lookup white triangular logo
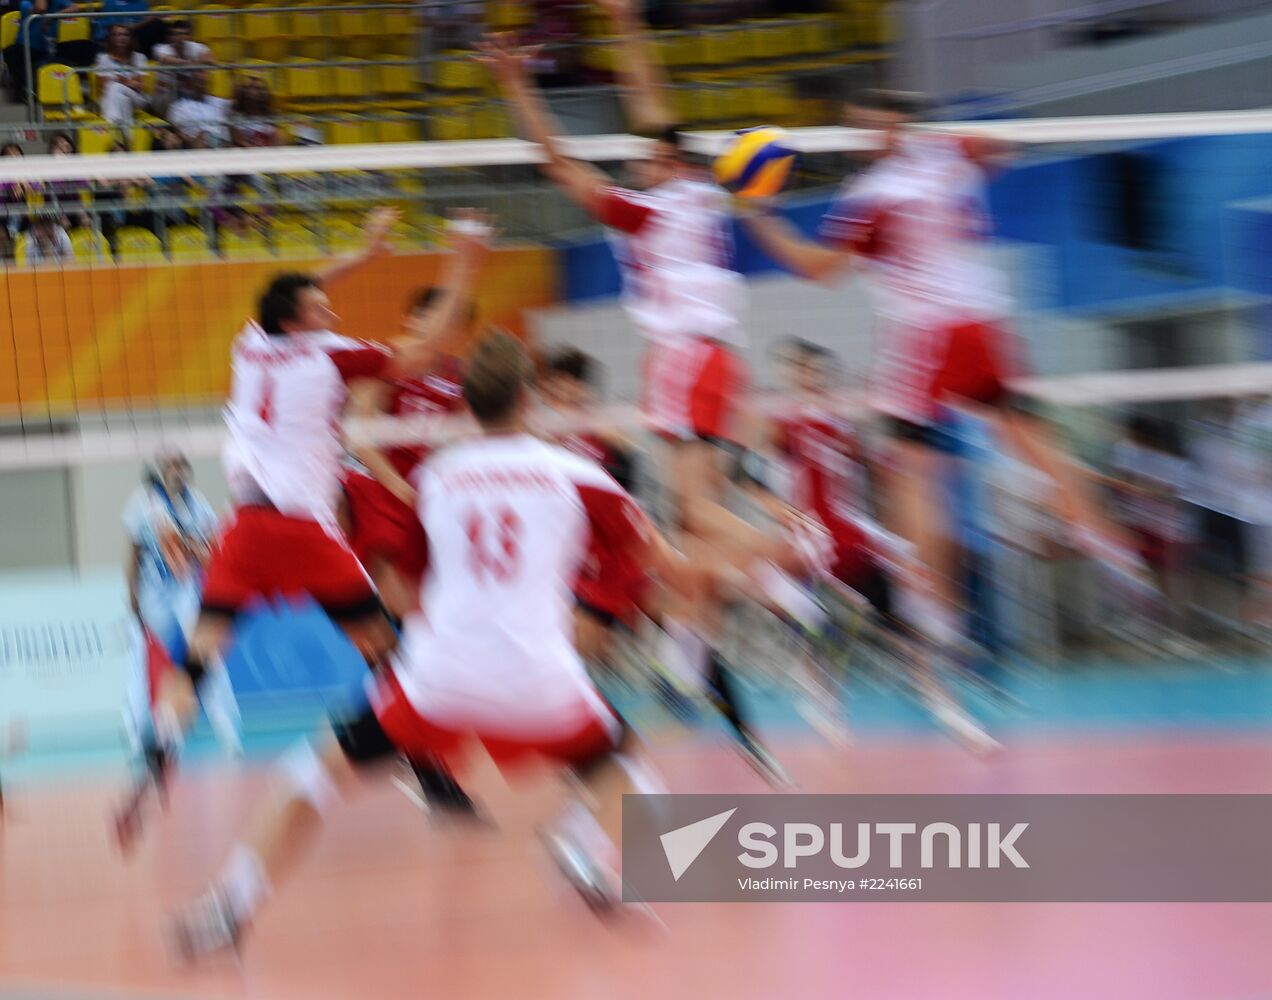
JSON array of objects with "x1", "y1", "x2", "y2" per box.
[{"x1": 660, "y1": 808, "x2": 737, "y2": 881}]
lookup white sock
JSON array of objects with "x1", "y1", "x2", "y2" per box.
[
  {"x1": 559, "y1": 800, "x2": 618, "y2": 872},
  {"x1": 153, "y1": 702, "x2": 184, "y2": 751},
  {"x1": 198, "y1": 663, "x2": 243, "y2": 758},
  {"x1": 616, "y1": 753, "x2": 666, "y2": 796},
  {"x1": 896, "y1": 588, "x2": 963, "y2": 646},
  {"x1": 219, "y1": 844, "x2": 270, "y2": 925},
  {"x1": 659, "y1": 618, "x2": 709, "y2": 693},
  {"x1": 755, "y1": 562, "x2": 828, "y2": 633}
]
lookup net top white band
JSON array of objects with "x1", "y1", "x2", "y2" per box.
[
  {"x1": 7, "y1": 363, "x2": 1272, "y2": 469},
  {"x1": 3, "y1": 109, "x2": 1272, "y2": 183}
]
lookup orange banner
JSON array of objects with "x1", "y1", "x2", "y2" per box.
[{"x1": 0, "y1": 248, "x2": 556, "y2": 419}]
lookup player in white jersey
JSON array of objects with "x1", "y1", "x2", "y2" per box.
[
  {"x1": 744, "y1": 89, "x2": 1148, "y2": 643},
  {"x1": 170, "y1": 333, "x2": 704, "y2": 958},
  {"x1": 113, "y1": 211, "x2": 491, "y2": 848},
  {"x1": 481, "y1": 19, "x2": 822, "y2": 783}
]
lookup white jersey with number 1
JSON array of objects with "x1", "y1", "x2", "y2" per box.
[{"x1": 222, "y1": 321, "x2": 391, "y2": 527}]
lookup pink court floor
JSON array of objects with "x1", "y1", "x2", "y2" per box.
[{"x1": 3, "y1": 734, "x2": 1272, "y2": 1000}]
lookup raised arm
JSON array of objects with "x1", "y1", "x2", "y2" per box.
[
  {"x1": 742, "y1": 205, "x2": 854, "y2": 283},
  {"x1": 478, "y1": 34, "x2": 614, "y2": 217},
  {"x1": 345, "y1": 379, "x2": 419, "y2": 507},
  {"x1": 316, "y1": 206, "x2": 399, "y2": 288},
  {"x1": 392, "y1": 211, "x2": 494, "y2": 377},
  {"x1": 595, "y1": 0, "x2": 675, "y2": 131}
]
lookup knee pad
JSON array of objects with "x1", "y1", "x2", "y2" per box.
[{"x1": 279, "y1": 741, "x2": 339, "y2": 817}]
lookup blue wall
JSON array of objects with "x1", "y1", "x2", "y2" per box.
[{"x1": 559, "y1": 134, "x2": 1272, "y2": 314}]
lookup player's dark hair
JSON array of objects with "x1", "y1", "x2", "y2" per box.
[
  {"x1": 854, "y1": 88, "x2": 928, "y2": 119},
  {"x1": 464, "y1": 331, "x2": 531, "y2": 426},
  {"x1": 636, "y1": 123, "x2": 689, "y2": 155},
  {"x1": 407, "y1": 286, "x2": 478, "y2": 324},
  {"x1": 784, "y1": 337, "x2": 832, "y2": 362},
  {"x1": 546, "y1": 346, "x2": 594, "y2": 386},
  {"x1": 259, "y1": 272, "x2": 320, "y2": 336},
  {"x1": 169, "y1": 18, "x2": 193, "y2": 31}
]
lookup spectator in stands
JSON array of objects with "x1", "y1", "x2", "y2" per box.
[
  {"x1": 19, "y1": 211, "x2": 73, "y2": 263},
  {"x1": 523, "y1": 0, "x2": 584, "y2": 86},
  {"x1": 2, "y1": 0, "x2": 78, "y2": 99},
  {"x1": 96, "y1": 138, "x2": 156, "y2": 242},
  {"x1": 95, "y1": 24, "x2": 150, "y2": 126},
  {"x1": 151, "y1": 19, "x2": 212, "y2": 117},
  {"x1": 39, "y1": 0, "x2": 97, "y2": 69},
  {"x1": 430, "y1": 1, "x2": 485, "y2": 51},
  {"x1": 95, "y1": 0, "x2": 163, "y2": 57},
  {"x1": 0, "y1": 144, "x2": 36, "y2": 237},
  {"x1": 168, "y1": 69, "x2": 230, "y2": 146},
  {"x1": 45, "y1": 131, "x2": 89, "y2": 229},
  {"x1": 229, "y1": 75, "x2": 278, "y2": 147}
]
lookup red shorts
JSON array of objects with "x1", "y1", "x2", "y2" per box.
[
  {"x1": 644, "y1": 337, "x2": 747, "y2": 444},
  {"x1": 201, "y1": 506, "x2": 379, "y2": 619},
  {"x1": 373, "y1": 670, "x2": 621, "y2": 772},
  {"x1": 829, "y1": 520, "x2": 874, "y2": 587},
  {"x1": 342, "y1": 470, "x2": 429, "y2": 583},
  {"x1": 878, "y1": 318, "x2": 1021, "y2": 424}
]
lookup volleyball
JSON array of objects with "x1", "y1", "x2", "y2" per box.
[{"x1": 713, "y1": 126, "x2": 799, "y2": 199}]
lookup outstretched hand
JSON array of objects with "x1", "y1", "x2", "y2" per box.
[
  {"x1": 362, "y1": 206, "x2": 402, "y2": 258},
  {"x1": 475, "y1": 32, "x2": 541, "y2": 83}
]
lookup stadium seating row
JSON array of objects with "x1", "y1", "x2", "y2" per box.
[{"x1": 14, "y1": 216, "x2": 441, "y2": 267}]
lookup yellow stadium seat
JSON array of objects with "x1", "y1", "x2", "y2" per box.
[
  {"x1": 430, "y1": 110, "x2": 474, "y2": 142},
  {"x1": 38, "y1": 64, "x2": 96, "y2": 121},
  {"x1": 1, "y1": 11, "x2": 20, "y2": 50},
  {"x1": 242, "y1": 4, "x2": 287, "y2": 40},
  {"x1": 334, "y1": 8, "x2": 379, "y2": 36},
  {"x1": 325, "y1": 121, "x2": 373, "y2": 144},
  {"x1": 583, "y1": 37, "x2": 618, "y2": 73},
  {"x1": 717, "y1": 85, "x2": 753, "y2": 123},
  {"x1": 381, "y1": 5, "x2": 417, "y2": 38},
  {"x1": 194, "y1": 5, "x2": 236, "y2": 45},
  {"x1": 68, "y1": 228, "x2": 112, "y2": 262},
  {"x1": 375, "y1": 57, "x2": 420, "y2": 96},
  {"x1": 655, "y1": 34, "x2": 696, "y2": 69},
  {"x1": 115, "y1": 226, "x2": 166, "y2": 263},
  {"x1": 331, "y1": 58, "x2": 371, "y2": 100},
  {"x1": 376, "y1": 117, "x2": 419, "y2": 143},
  {"x1": 281, "y1": 58, "x2": 324, "y2": 101},
  {"x1": 487, "y1": 0, "x2": 532, "y2": 30},
  {"x1": 699, "y1": 28, "x2": 746, "y2": 65},
  {"x1": 470, "y1": 107, "x2": 511, "y2": 139},
  {"x1": 167, "y1": 224, "x2": 213, "y2": 260},
  {"x1": 752, "y1": 79, "x2": 798, "y2": 121},
  {"x1": 320, "y1": 218, "x2": 364, "y2": 252},
  {"x1": 219, "y1": 228, "x2": 271, "y2": 259},
  {"x1": 672, "y1": 85, "x2": 723, "y2": 125},
  {"x1": 273, "y1": 223, "x2": 321, "y2": 258},
  {"x1": 57, "y1": 16, "x2": 91, "y2": 43},
  {"x1": 130, "y1": 125, "x2": 158, "y2": 152},
  {"x1": 207, "y1": 67, "x2": 234, "y2": 100},
  {"x1": 289, "y1": 4, "x2": 328, "y2": 42},
  {"x1": 434, "y1": 51, "x2": 485, "y2": 91},
  {"x1": 77, "y1": 122, "x2": 119, "y2": 155},
  {"x1": 749, "y1": 19, "x2": 802, "y2": 60}
]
